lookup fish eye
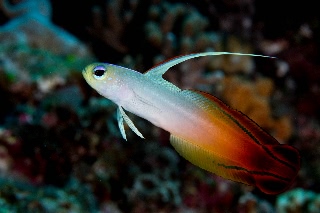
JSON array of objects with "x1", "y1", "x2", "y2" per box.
[{"x1": 93, "y1": 65, "x2": 106, "y2": 80}]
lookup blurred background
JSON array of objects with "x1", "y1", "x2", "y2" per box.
[{"x1": 0, "y1": 0, "x2": 320, "y2": 212}]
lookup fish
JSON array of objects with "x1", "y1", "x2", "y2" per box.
[{"x1": 82, "y1": 52, "x2": 300, "y2": 194}]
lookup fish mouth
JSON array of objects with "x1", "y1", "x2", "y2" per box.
[
  {"x1": 82, "y1": 69, "x2": 86, "y2": 76},
  {"x1": 82, "y1": 68, "x2": 96, "y2": 89},
  {"x1": 82, "y1": 69, "x2": 89, "y2": 79},
  {"x1": 82, "y1": 69, "x2": 91, "y2": 85}
]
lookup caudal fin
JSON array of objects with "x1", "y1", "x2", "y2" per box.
[{"x1": 254, "y1": 144, "x2": 300, "y2": 194}]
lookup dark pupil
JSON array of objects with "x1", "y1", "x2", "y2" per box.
[{"x1": 94, "y1": 69, "x2": 105, "y2": 77}]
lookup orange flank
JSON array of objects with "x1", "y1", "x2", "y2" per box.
[{"x1": 170, "y1": 90, "x2": 300, "y2": 194}]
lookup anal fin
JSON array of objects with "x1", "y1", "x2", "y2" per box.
[
  {"x1": 170, "y1": 134, "x2": 298, "y2": 194},
  {"x1": 169, "y1": 134, "x2": 255, "y2": 187}
]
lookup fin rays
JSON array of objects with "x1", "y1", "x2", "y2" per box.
[
  {"x1": 145, "y1": 52, "x2": 274, "y2": 78},
  {"x1": 117, "y1": 106, "x2": 144, "y2": 140},
  {"x1": 170, "y1": 134, "x2": 255, "y2": 187},
  {"x1": 184, "y1": 90, "x2": 300, "y2": 173},
  {"x1": 170, "y1": 134, "x2": 295, "y2": 194}
]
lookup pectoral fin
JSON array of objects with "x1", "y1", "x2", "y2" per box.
[
  {"x1": 117, "y1": 106, "x2": 144, "y2": 140},
  {"x1": 117, "y1": 107, "x2": 127, "y2": 140}
]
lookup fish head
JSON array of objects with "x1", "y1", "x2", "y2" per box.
[{"x1": 82, "y1": 63, "x2": 119, "y2": 98}]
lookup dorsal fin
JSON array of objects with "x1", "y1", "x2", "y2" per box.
[
  {"x1": 181, "y1": 89, "x2": 300, "y2": 172},
  {"x1": 182, "y1": 89, "x2": 280, "y2": 145},
  {"x1": 144, "y1": 52, "x2": 274, "y2": 78}
]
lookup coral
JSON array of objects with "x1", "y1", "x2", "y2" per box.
[
  {"x1": 272, "y1": 116, "x2": 293, "y2": 144},
  {"x1": 123, "y1": 143, "x2": 181, "y2": 208},
  {"x1": 208, "y1": 36, "x2": 255, "y2": 75},
  {"x1": 0, "y1": 0, "x2": 88, "y2": 56},
  {"x1": 280, "y1": 43, "x2": 320, "y2": 119},
  {"x1": 238, "y1": 192, "x2": 275, "y2": 213},
  {"x1": 145, "y1": 1, "x2": 213, "y2": 55},
  {"x1": 0, "y1": 144, "x2": 11, "y2": 175},
  {"x1": 294, "y1": 115, "x2": 320, "y2": 191},
  {"x1": 0, "y1": 128, "x2": 20, "y2": 177},
  {"x1": 220, "y1": 75, "x2": 293, "y2": 142},
  {"x1": 88, "y1": 0, "x2": 135, "y2": 54},
  {"x1": 0, "y1": 176, "x2": 97, "y2": 212},
  {"x1": 276, "y1": 188, "x2": 320, "y2": 213},
  {"x1": 214, "y1": 0, "x2": 255, "y2": 38},
  {"x1": 0, "y1": 0, "x2": 94, "y2": 82}
]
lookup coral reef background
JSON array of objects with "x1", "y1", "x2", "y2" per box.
[{"x1": 1, "y1": 0, "x2": 320, "y2": 212}]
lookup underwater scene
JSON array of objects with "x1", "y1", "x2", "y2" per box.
[{"x1": 0, "y1": 0, "x2": 320, "y2": 212}]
